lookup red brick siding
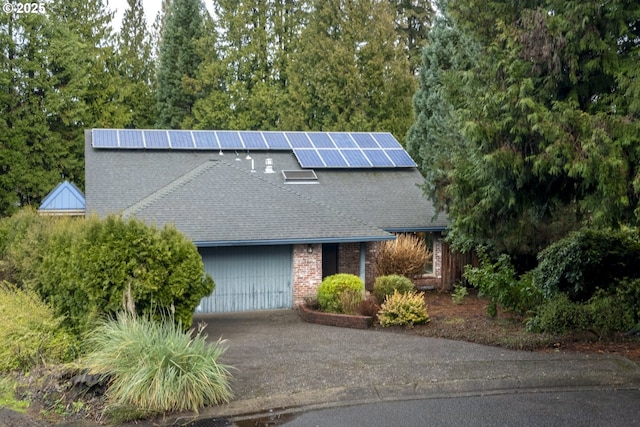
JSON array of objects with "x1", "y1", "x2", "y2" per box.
[
  {"x1": 292, "y1": 244, "x2": 322, "y2": 306},
  {"x1": 338, "y1": 242, "x2": 360, "y2": 275}
]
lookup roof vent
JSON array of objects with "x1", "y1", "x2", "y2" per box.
[
  {"x1": 282, "y1": 169, "x2": 318, "y2": 184},
  {"x1": 264, "y1": 158, "x2": 275, "y2": 174}
]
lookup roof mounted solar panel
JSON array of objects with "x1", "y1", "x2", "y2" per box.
[
  {"x1": 217, "y1": 131, "x2": 243, "y2": 148},
  {"x1": 330, "y1": 133, "x2": 357, "y2": 149},
  {"x1": 294, "y1": 149, "x2": 325, "y2": 168},
  {"x1": 341, "y1": 149, "x2": 371, "y2": 167},
  {"x1": 169, "y1": 130, "x2": 194, "y2": 148},
  {"x1": 263, "y1": 132, "x2": 291, "y2": 149},
  {"x1": 143, "y1": 130, "x2": 169, "y2": 148},
  {"x1": 286, "y1": 132, "x2": 313, "y2": 148},
  {"x1": 372, "y1": 133, "x2": 402, "y2": 148},
  {"x1": 318, "y1": 149, "x2": 348, "y2": 167},
  {"x1": 92, "y1": 129, "x2": 118, "y2": 147},
  {"x1": 385, "y1": 149, "x2": 417, "y2": 167},
  {"x1": 351, "y1": 133, "x2": 379, "y2": 148},
  {"x1": 309, "y1": 133, "x2": 335, "y2": 148},
  {"x1": 120, "y1": 130, "x2": 145, "y2": 148},
  {"x1": 240, "y1": 131, "x2": 267, "y2": 149},
  {"x1": 193, "y1": 131, "x2": 218, "y2": 149},
  {"x1": 363, "y1": 149, "x2": 394, "y2": 167}
]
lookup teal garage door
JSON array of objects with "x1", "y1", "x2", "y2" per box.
[{"x1": 197, "y1": 245, "x2": 293, "y2": 312}]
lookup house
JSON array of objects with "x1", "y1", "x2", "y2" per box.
[
  {"x1": 84, "y1": 129, "x2": 451, "y2": 313},
  {"x1": 38, "y1": 180, "x2": 86, "y2": 216}
]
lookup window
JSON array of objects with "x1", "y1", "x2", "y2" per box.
[{"x1": 413, "y1": 232, "x2": 434, "y2": 274}]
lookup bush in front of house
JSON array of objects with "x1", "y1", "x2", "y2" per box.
[
  {"x1": 373, "y1": 274, "x2": 415, "y2": 304},
  {"x1": 532, "y1": 227, "x2": 640, "y2": 302},
  {"x1": 0, "y1": 282, "x2": 77, "y2": 372},
  {"x1": 463, "y1": 251, "x2": 542, "y2": 317},
  {"x1": 527, "y1": 280, "x2": 640, "y2": 336},
  {"x1": 375, "y1": 233, "x2": 431, "y2": 278},
  {"x1": 83, "y1": 312, "x2": 233, "y2": 421},
  {"x1": 317, "y1": 274, "x2": 364, "y2": 314},
  {"x1": 377, "y1": 290, "x2": 429, "y2": 327},
  {"x1": 0, "y1": 210, "x2": 214, "y2": 337}
]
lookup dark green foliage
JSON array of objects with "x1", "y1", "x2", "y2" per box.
[
  {"x1": 528, "y1": 288, "x2": 638, "y2": 336},
  {"x1": 373, "y1": 274, "x2": 415, "y2": 304},
  {"x1": 409, "y1": 0, "x2": 640, "y2": 257},
  {"x1": 0, "y1": 210, "x2": 214, "y2": 337},
  {"x1": 317, "y1": 274, "x2": 364, "y2": 314},
  {"x1": 156, "y1": 0, "x2": 205, "y2": 128},
  {"x1": 463, "y1": 252, "x2": 542, "y2": 317},
  {"x1": 532, "y1": 228, "x2": 640, "y2": 301}
]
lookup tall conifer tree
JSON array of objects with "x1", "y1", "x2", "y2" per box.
[
  {"x1": 118, "y1": 0, "x2": 156, "y2": 128},
  {"x1": 156, "y1": 0, "x2": 205, "y2": 129}
]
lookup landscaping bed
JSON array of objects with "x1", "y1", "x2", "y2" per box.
[{"x1": 389, "y1": 288, "x2": 640, "y2": 364}]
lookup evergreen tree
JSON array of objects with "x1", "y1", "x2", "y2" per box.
[
  {"x1": 189, "y1": 0, "x2": 306, "y2": 130},
  {"x1": 409, "y1": 0, "x2": 640, "y2": 256},
  {"x1": 406, "y1": 1, "x2": 478, "y2": 214},
  {"x1": 389, "y1": 0, "x2": 434, "y2": 74},
  {"x1": 284, "y1": 0, "x2": 416, "y2": 139},
  {"x1": 156, "y1": 0, "x2": 205, "y2": 129},
  {"x1": 118, "y1": 0, "x2": 156, "y2": 128}
]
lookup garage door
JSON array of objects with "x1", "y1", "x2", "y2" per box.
[{"x1": 197, "y1": 245, "x2": 293, "y2": 312}]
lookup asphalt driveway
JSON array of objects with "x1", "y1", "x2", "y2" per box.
[{"x1": 191, "y1": 310, "x2": 640, "y2": 421}]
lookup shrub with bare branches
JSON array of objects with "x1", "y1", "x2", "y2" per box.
[{"x1": 375, "y1": 234, "x2": 432, "y2": 278}]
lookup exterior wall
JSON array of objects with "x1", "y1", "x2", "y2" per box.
[
  {"x1": 413, "y1": 238, "x2": 444, "y2": 290},
  {"x1": 364, "y1": 241, "x2": 379, "y2": 291},
  {"x1": 338, "y1": 242, "x2": 360, "y2": 276},
  {"x1": 292, "y1": 243, "x2": 322, "y2": 306}
]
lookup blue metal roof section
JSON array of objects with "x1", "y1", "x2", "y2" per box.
[
  {"x1": 91, "y1": 129, "x2": 417, "y2": 169},
  {"x1": 39, "y1": 181, "x2": 86, "y2": 211}
]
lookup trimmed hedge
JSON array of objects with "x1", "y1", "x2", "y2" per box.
[{"x1": 317, "y1": 274, "x2": 364, "y2": 314}]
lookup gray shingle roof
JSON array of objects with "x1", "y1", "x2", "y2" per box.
[{"x1": 85, "y1": 130, "x2": 448, "y2": 245}]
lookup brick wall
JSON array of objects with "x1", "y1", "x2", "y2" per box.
[
  {"x1": 292, "y1": 243, "x2": 322, "y2": 306},
  {"x1": 338, "y1": 242, "x2": 360, "y2": 275},
  {"x1": 413, "y1": 237, "x2": 444, "y2": 290},
  {"x1": 364, "y1": 241, "x2": 379, "y2": 291}
]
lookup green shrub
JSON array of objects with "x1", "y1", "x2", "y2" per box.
[
  {"x1": 378, "y1": 290, "x2": 430, "y2": 327},
  {"x1": 0, "y1": 282, "x2": 77, "y2": 372},
  {"x1": 373, "y1": 274, "x2": 415, "y2": 304},
  {"x1": 0, "y1": 211, "x2": 215, "y2": 337},
  {"x1": 83, "y1": 313, "x2": 233, "y2": 420},
  {"x1": 375, "y1": 234, "x2": 431, "y2": 277},
  {"x1": 451, "y1": 284, "x2": 468, "y2": 305},
  {"x1": 317, "y1": 274, "x2": 364, "y2": 313},
  {"x1": 464, "y1": 252, "x2": 542, "y2": 317},
  {"x1": 532, "y1": 227, "x2": 640, "y2": 301},
  {"x1": 528, "y1": 290, "x2": 636, "y2": 336}
]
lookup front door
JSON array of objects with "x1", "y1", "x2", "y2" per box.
[{"x1": 322, "y1": 243, "x2": 339, "y2": 278}]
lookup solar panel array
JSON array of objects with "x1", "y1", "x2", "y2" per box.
[{"x1": 91, "y1": 129, "x2": 416, "y2": 169}]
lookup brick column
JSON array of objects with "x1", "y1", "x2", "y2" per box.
[{"x1": 292, "y1": 244, "x2": 322, "y2": 306}]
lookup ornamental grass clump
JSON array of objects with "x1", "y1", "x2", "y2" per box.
[
  {"x1": 378, "y1": 290, "x2": 430, "y2": 327},
  {"x1": 83, "y1": 313, "x2": 233, "y2": 420},
  {"x1": 375, "y1": 233, "x2": 431, "y2": 277}
]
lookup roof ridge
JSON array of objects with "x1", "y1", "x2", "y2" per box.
[
  {"x1": 222, "y1": 160, "x2": 391, "y2": 236},
  {"x1": 122, "y1": 160, "x2": 219, "y2": 218}
]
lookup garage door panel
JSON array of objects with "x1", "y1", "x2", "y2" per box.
[{"x1": 198, "y1": 245, "x2": 292, "y2": 312}]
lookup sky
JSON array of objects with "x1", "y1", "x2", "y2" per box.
[{"x1": 109, "y1": 0, "x2": 214, "y2": 31}]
